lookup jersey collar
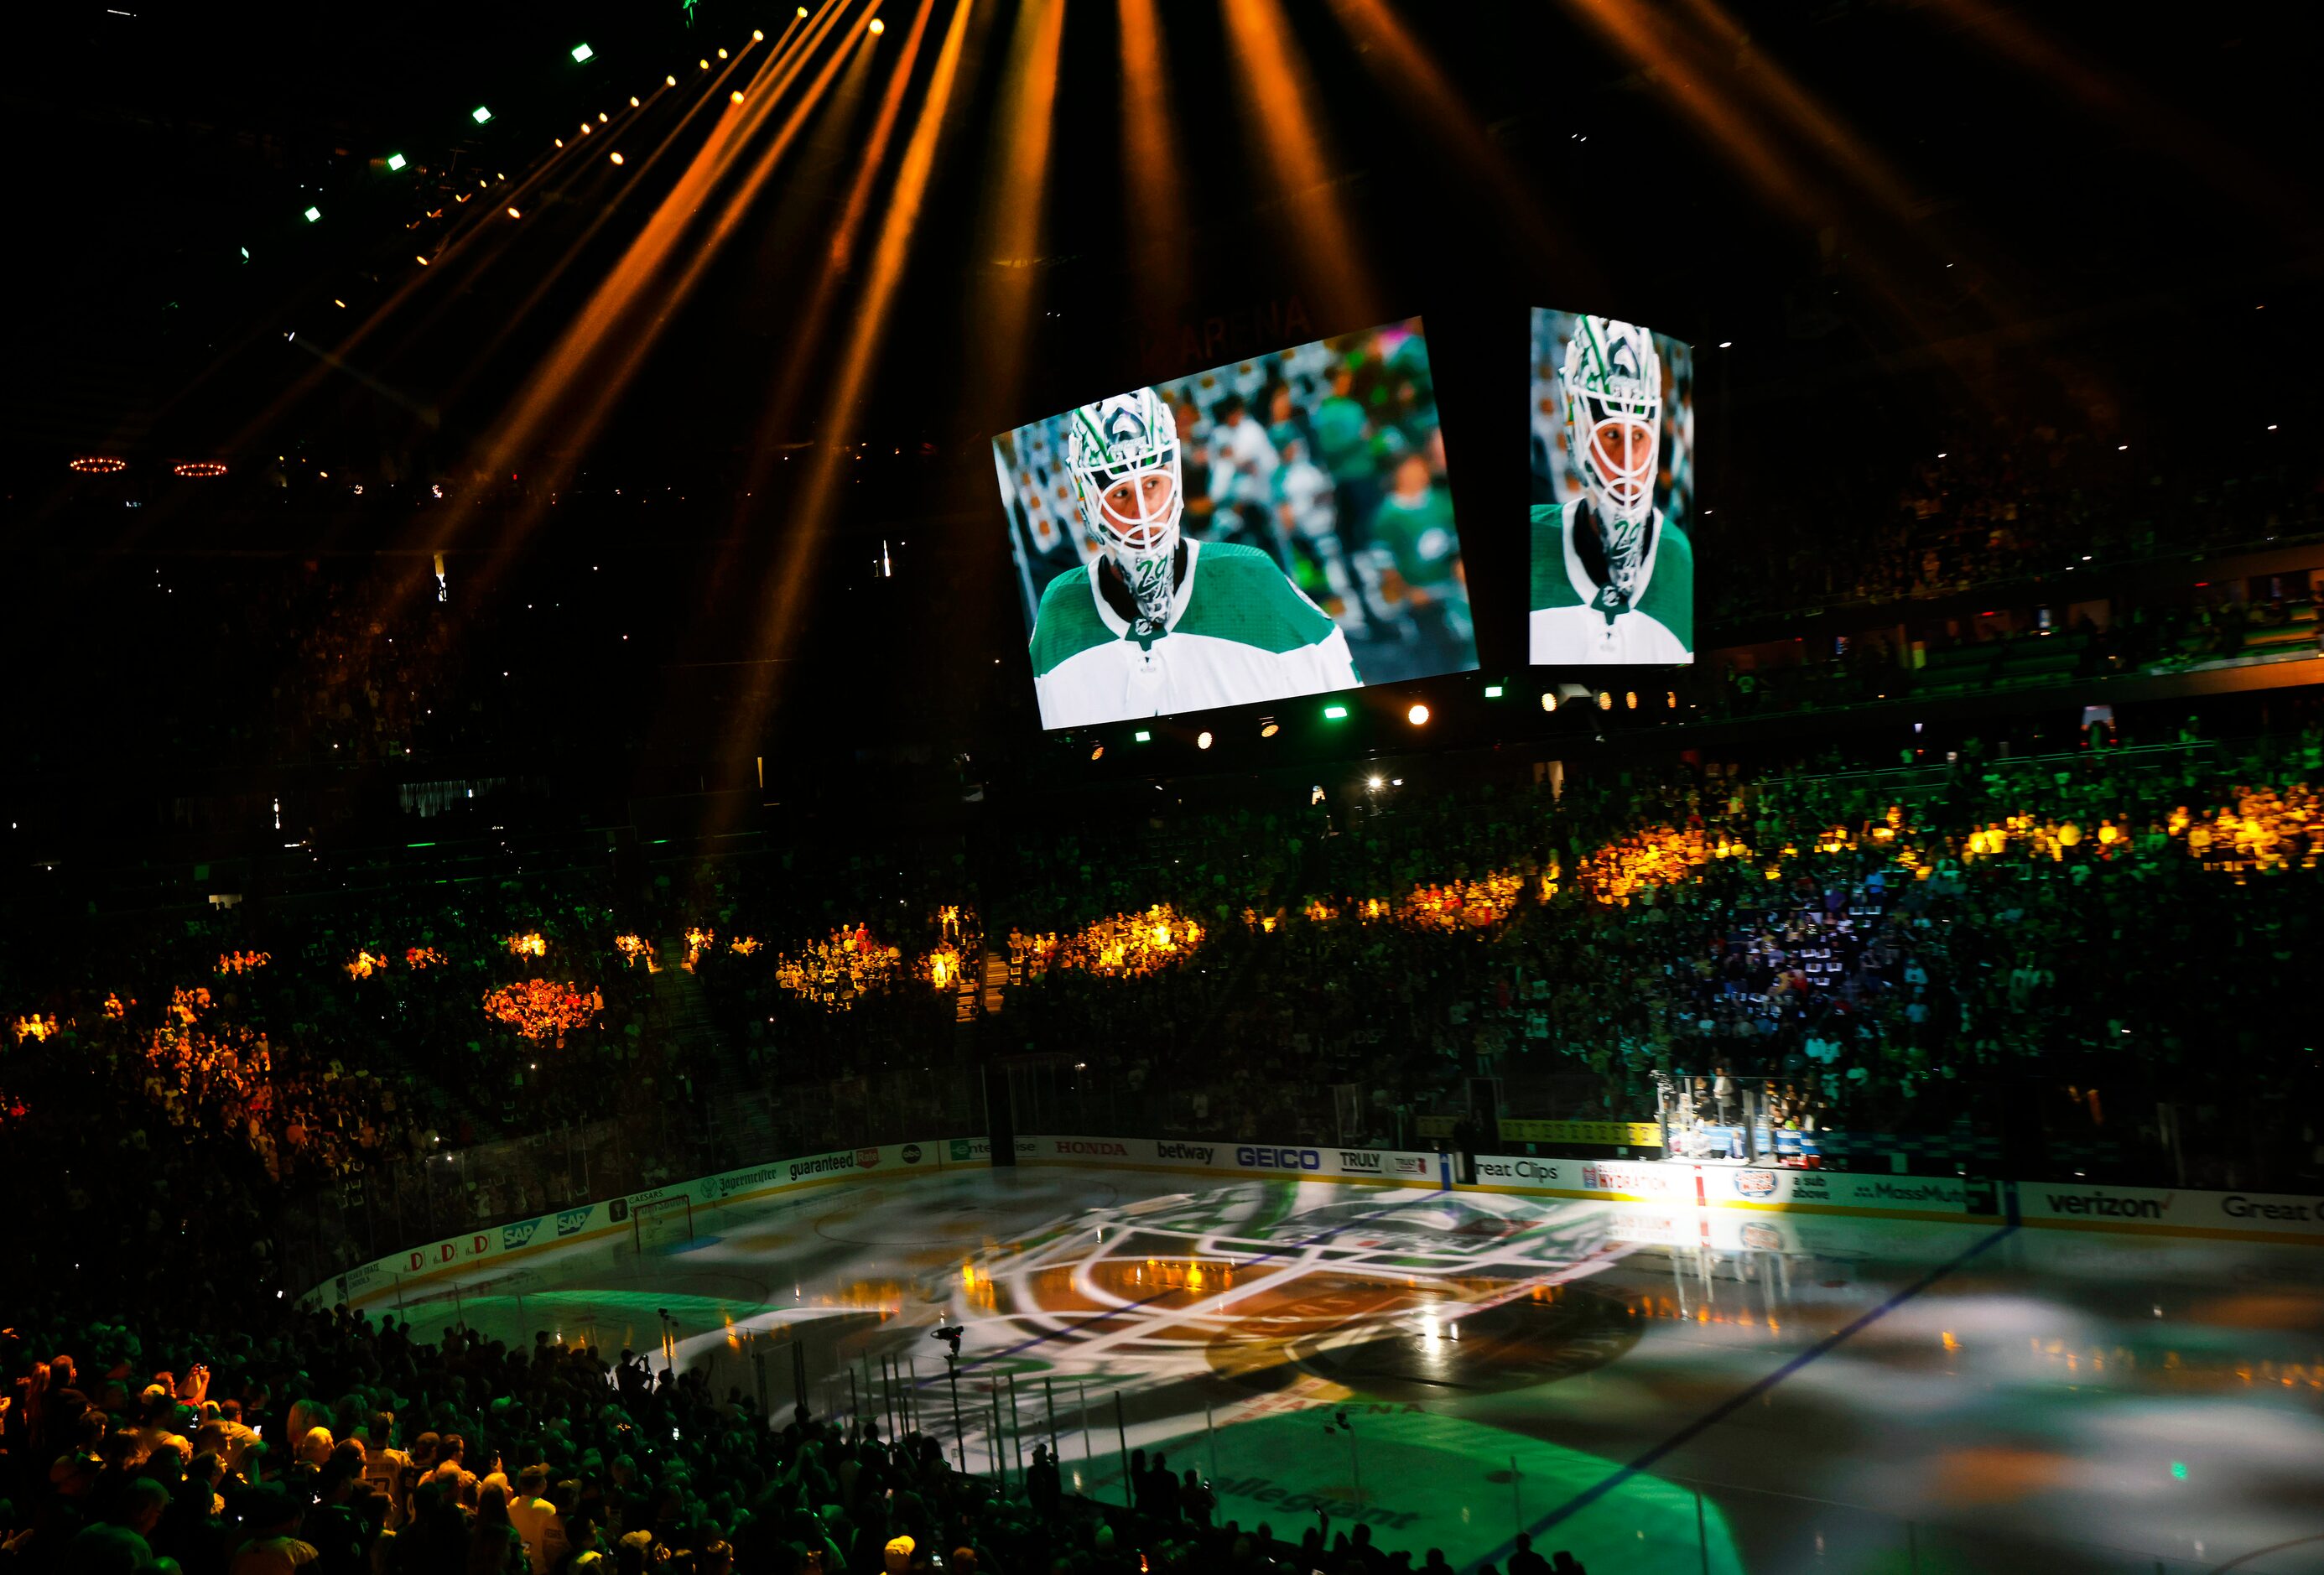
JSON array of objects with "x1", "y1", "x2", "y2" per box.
[
  {"x1": 1562, "y1": 500, "x2": 1661, "y2": 614},
  {"x1": 1089, "y1": 536, "x2": 1204, "y2": 644}
]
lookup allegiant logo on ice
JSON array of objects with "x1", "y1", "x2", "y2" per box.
[{"x1": 1237, "y1": 1147, "x2": 1321, "y2": 1171}]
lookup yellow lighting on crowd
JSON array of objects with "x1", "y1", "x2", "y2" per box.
[
  {"x1": 216, "y1": 951, "x2": 270, "y2": 975},
  {"x1": 482, "y1": 980, "x2": 602, "y2": 1045},
  {"x1": 615, "y1": 934, "x2": 658, "y2": 971},
  {"x1": 507, "y1": 932, "x2": 548, "y2": 958}
]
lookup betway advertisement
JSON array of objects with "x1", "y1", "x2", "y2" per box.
[{"x1": 2020, "y1": 1183, "x2": 2324, "y2": 1240}]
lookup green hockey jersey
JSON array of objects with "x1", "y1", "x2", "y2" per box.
[{"x1": 1030, "y1": 538, "x2": 1360, "y2": 729}]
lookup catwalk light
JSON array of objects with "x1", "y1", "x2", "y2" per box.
[
  {"x1": 1198, "y1": 730, "x2": 1214, "y2": 751},
  {"x1": 69, "y1": 456, "x2": 127, "y2": 474},
  {"x1": 610, "y1": 152, "x2": 624, "y2": 164},
  {"x1": 1134, "y1": 730, "x2": 1152, "y2": 743},
  {"x1": 1484, "y1": 684, "x2": 1504, "y2": 698},
  {"x1": 752, "y1": 28, "x2": 765, "y2": 39},
  {"x1": 1407, "y1": 703, "x2": 1431, "y2": 725},
  {"x1": 471, "y1": 105, "x2": 493, "y2": 124},
  {"x1": 1259, "y1": 721, "x2": 1279, "y2": 738},
  {"x1": 172, "y1": 461, "x2": 227, "y2": 478},
  {"x1": 570, "y1": 42, "x2": 593, "y2": 62},
  {"x1": 869, "y1": 16, "x2": 885, "y2": 32},
  {"x1": 386, "y1": 153, "x2": 407, "y2": 171},
  {"x1": 1542, "y1": 692, "x2": 1557, "y2": 711},
  {"x1": 304, "y1": 205, "x2": 321, "y2": 222},
  {"x1": 730, "y1": 89, "x2": 745, "y2": 103},
  {"x1": 1323, "y1": 704, "x2": 1349, "y2": 720},
  {"x1": 507, "y1": 206, "x2": 522, "y2": 218},
  {"x1": 1089, "y1": 745, "x2": 1104, "y2": 762}
]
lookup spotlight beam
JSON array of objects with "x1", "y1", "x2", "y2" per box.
[
  {"x1": 1215, "y1": 0, "x2": 1375, "y2": 330},
  {"x1": 720, "y1": 0, "x2": 979, "y2": 772},
  {"x1": 1116, "y1": 0, "x2": 1189, "y2": 318}
]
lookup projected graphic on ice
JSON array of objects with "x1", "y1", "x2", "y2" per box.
[
  {"x1": 995, "y1": 317, "x2": 1478, "y2": 730},
  {"x1": 1530, "y1": 309, "x2": 1696, "y2": 667}
]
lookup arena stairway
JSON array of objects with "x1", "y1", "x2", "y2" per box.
[{"x1": 649, "y1": 939, "x2": 775, "y2": 1164}]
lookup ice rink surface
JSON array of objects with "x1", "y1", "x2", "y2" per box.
[{"x1": 346, "y1": 1167, "x2": 2324, "y2": 1574}]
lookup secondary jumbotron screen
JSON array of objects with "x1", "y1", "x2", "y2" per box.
[
  {"x1": 1529, "y1": 308, "x2": 1697, "y2": 666},
  {"x1": 994, "y1": 316, "x2": 1478, "y2": 731}
]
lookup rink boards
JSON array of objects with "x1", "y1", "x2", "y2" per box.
[{"x1": 304, "y1": 1131, "x2": 2324, "y2": 1308}]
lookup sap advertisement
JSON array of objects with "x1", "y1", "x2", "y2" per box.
[
  {"x1": 1529, "y1": 308, "x2": 1696, "y2": 667},
  {"x1": 994, "y1": 317, "x2": 1479, "y2": 730}
]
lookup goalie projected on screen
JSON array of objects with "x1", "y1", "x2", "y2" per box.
[
  {"x1": 1530, "y1": 309, "x2": 1695, "y2": 666},
  {"x1": 995, "y1": 317, "x2": 1479, "y2": 730}
]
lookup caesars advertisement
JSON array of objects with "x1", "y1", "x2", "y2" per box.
[
  {"x1": 993, "y1": 317, "x2": 1479, "y2": 730},
  {"x1": 1530, "y1": 308, "x2": 1696, "y2": 666}
]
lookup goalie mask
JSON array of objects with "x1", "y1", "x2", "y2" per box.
[
  {"x1": 1560, "y1": 316, "x2": 1662, "y2": 600},
  {"x1": 1069, "y1": 388, "x2": 1184, "y2": 633}
]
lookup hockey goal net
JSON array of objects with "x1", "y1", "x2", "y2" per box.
[{"x1": 632, "y1": 1195, "x2": 695, "y2": 1251}]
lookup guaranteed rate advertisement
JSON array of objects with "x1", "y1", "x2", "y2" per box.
[
  {"x1": 995, "y1": 317, "x2": 1479, "y2": 730},
  {"x1": 1529, "y1": 309, "x2": 1696, "y2": 666}
]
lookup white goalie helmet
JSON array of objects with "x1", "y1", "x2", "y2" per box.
[
  {"x1": 1560, "y1": 315, "x2": 1662, "y2": 597},
  {"x1": 1068, "y1": 387, "x2": 1184, "y2": 630}
]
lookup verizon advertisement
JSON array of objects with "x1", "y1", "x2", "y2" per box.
[{"x1": 2020, "y1": 1183, "x2": 2324, "y2": 1240}]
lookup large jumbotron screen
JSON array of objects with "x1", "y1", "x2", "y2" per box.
[
  {"x1": 1529, "y1": 308, "x2": 1696, "y2": 666},
  {"x1": 994, "y1": 317, "x2": 1479, "y2": 731}
]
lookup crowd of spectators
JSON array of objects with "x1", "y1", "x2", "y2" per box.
[
  {"x1": 8, "y1": 717, "x2": 2324, "y2": 1570},
  {"x1": 1700, "y1": 425, "x2": 2320, "y2": 626},
  {"x1": 0, "y1": 1299, "x2": 1605, "y2": 1574}
]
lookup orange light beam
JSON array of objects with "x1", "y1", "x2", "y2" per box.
[
  {"x1": 1216, "y1": 0, "x2": 1374, "y2": 332},
  {"x1": 726, "y1": 0, "x2": 937, "y2": 534},
  {"x1": 973, "y1": 0, "x2": 1066, "y2": 410},
  {"x1": 1116, "y1": 0, "x2": 1188, "y2": 317},
  {"x1": 1318, "y1": 0, "x2": 1586, "y2": 284},
  {"x1": 724, "y1": 0, "x2": 978, "y2": 762},
  {"x1": 527, "y1": 4, "x2": 879, "y2": 471},
  {"x1": 443, "y1": 3, "x2": 856, "y2": 570}
]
